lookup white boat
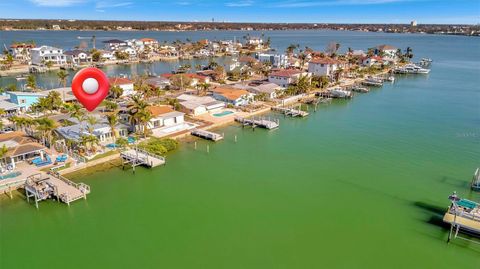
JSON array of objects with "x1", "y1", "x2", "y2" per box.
[
  {"x1": 15, "y1": 75, "x2": 27, "y2": 81},
  {"x1": 395, "y1": 64, "x2": 430, "y2": 74},
  {"x1": 386, "y1": 76, "x2": 395, "y2": 82},
  {"x1": 421, "y1": 58, "x2": 432, "y2": 63},
  {"x1": 330, "y1": 89, "x2": 352, "y2": 98},
  {"x1": 351, "y1": 85, "x2": 369, "y2": 93},
  {"x1": 362, "y1": 76, "x2": 383, "y2": 86}
]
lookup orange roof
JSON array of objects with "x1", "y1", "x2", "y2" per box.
[
  {"x1": 109, "y1": 77, "x2": 133, "y2": 85},
  {"x1": 147, "y1": 106, "x2": 174, "y2": 117},
  {"x1": 213, "y1": 87, "x2": 249, "y2": 101},
  {"x1": 309, "y1": 57, "x2": 340, "y2": 65},
  {"x1": 10, "y1": 43, "x2": 35, "y2": 49},
  {"x1": 140, "y1": 38, "x2": 157, "y2": 42},
  {"x1": 269, "y1": 69, "x2": 302, "y2": 77}
]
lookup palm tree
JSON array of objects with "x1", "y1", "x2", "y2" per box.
[
  {"x1": 196, "y1": 82, "x2": 210, "y2": 95},
  {"x1": 35, "y1": 117, "x2": 58, "y2": 148},
  {"x1": 128, "y1": 95, "x2": 151, "y2": 138},
  {"x1": 106, "y1": 113, "x2": 118, "y2": 143},
  {"x1": 26, "y1": 74, "x2": 36, "y2": 90},
  {"x1": 286, "y1": 44, "x2": 297, "y2": 55},
  {"x1": 0, "y1": 144, "x2": 8, "y2": 165},
  {"x1": 57, "y1": 70, "x2": 69, "y2": 88},
  {"x1": 85, "y1": 115, "x2": 98, "y2": 135},
  {"x1": 298, "y1": 52, "x2": 307, "y2": 69},
  {"x1": 109, "y1": 85, "x2": 124, "y2": 99}
]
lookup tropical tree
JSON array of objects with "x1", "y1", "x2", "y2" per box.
[
  {"x1": 286, "y1": 44, "x2": 298, "y2": 55},
  {"x1": 115, "y1": 137, "x2": 128, "y2": 150},
  {"x1": 170, "y1": 74, "x2": 192, "y2": 90},
  {"x1": 26, "y1": 74, "x2": 36, "y2": 90},
  {"x1": 1, "y1": 54, "x2": 14, "y2": 69},
  {"x1": 104, "y1": 100, "x2": 119, "y2": 112},
  {"x1": 35, "y1": 117, "x2": 58, "y2": 148},
  {"x1": 298, "y1": 52, "x2": 307, "y2": 69},
  {"x1": 109, "y1": 85, "x2": 124, "y2": 99},
  {"x1": 85, "y1": 115, "x2": 98, "y2": 135},
  {"x1": 57, "y1": 70, "x2": 69, "y2": 87},
  {"x1": 128, "y1": 95, "x2": 151, "y2": 138},
  {"x1": 106, "y1": 113, "x2": 118, "y2": 143},
  {"x1": 44, "y1": 60, "x2": 54, "y2": 70},
  {"x1": 312, "y1": 75, "x2": 330, "y2": 89}
]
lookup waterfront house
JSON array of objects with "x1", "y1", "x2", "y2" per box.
[
  {"x1": 147, "y1": 106, "x2": 185, "y2": 129},
  {"x1": 0, "y1": 131, "x2": 46, "y2": 168},
  {"x1": 361, "y1": 56, "x2": 384, "y2": 66},
  {"x1": 109, "y1": 77, "x2": 135, "y2": 97},
  {"x1": 257, "y1": 53, "x2": 289, "y2": 68},
  {"x1": 145, "y1": 77, "x2": 171, "y2": 89},
  {"x1": 55, "y1": 115, "x2": 129, "y2": 144},
  {"x1": 103, "y1": 39, "x2": 127, "y2": 51},
  {"x1": 43, "y1": 88, "x2": 77, "y2": 102},
  {"x1": 177, "y1": 94, "x2": 225, "y2": 116},
  {"x1": 232, "y1": 82, "x2": 283, "y2": 100},
  {"x1": 268, "y1": 69, "x2": 309, "y2": 87},
  {"x1": 0, "y1": 97, "x2": 20, "y2": 116},
  {"x1": 64, "y1": 50, "x2": 92, "y2": 65},
  {"x1": 308, "y1": 57, "x2": 340, "y2": 77},
  {"x1": 376, "y1": 45, "x2": 398, "y2": 62},
  {"x1": 98, "y1": 50, "x2": 115, "y2": 61},
  {"x1": 7, "y1": 92, "x2": 45, "y2": 112},
  {"x1": 245, "y1": 37, "x2": 264, "y2": 49},
  {"x1": 9, "y1": 43, "x2": 35, "y2": 61},
  {"x1": 118, "y1": 46, "x2": 137, "y2": 59},
  {"x1": 238, "y1": 56, "x2": 258, "y2": 66},
  {"x1": 212, "y1": 87, "x2": 253, "y2": 106},
  {"x1": 161, "y1": 73, "x2": 210, "y2": 88},
  {"x1": 30, "y1": 46, "x2": 66, "y2": 66}
]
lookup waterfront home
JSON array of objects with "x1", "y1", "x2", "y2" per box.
[
  {"x1": 98, "y1": 50, "x2": 115, "y2": 61},
  {"x1": 232, "y1": 82, "x2": 283, "y2": 100},
  {"x1": 7, "y1": 92, "x2": 45, "y2": 112},
  {"x1": 257, "y1": 53, "x2": 289, "y2": 68},
  {"x1": 177, "y1": 94, "x2": 225, "y2": 116},
  {"x1": 245, "y1": 37, "x2": 264, "y2": 49},
  {"x1": 238, "y1": 56, "x2": 258, "y2": 66},
  {"x1": 64, "y1": 50, "x2": 92, "y2": 65},
  {"x1": 44, "y1": 88, "x2": 77, "y2": 102},
  {"x1": 103, "y1": 39, "x2": 127, "y2": 51},
  {"x1": 161, "y1": 73, "x2": 210, "y2": 88},
  {"x1": 56, "y1": 116, "x2": 129, "y2": 144},
  {"x1": 140, "y1": 38, "x2": 159, "y2": 48},
  {"x1": 30, "y1": 46, "x2": 66, "y2": 66},
  {"x1": 118, "y1": 46, "x2": 137, "y2": 59},
  {"x1": 268, "y1": 69, "x2": 310, "y2": 87},
  {"x1": 0, "y1": 131, "x2": 46, "y2": 168},
  {"x1": 308, "y1": 57, "x2": 341, "y2": 77},
  {"x1": 361, "y1": 56, "x2": 383, "y2": 67},
  {"x1": 376, "y1": 44, "x2": 398, "y2": 62},
  {"x1": 0, "y1": 97, "x2": 20, "y2": 116},
  {"x1": 144, "y1": 106, "x2": 196, "y2": 137},
  {"x1": 109, "y1": 77, "x2": 135, "y2": 97},
  {"x1": 145, "y1": 77, "x2": 171, "y2": 89},
  {"x1": 212, "y1": 87, "x2": 254, "y2": 106},
  {"x1": 9, "y1": 43, "x2": 35, "y2": 61}
]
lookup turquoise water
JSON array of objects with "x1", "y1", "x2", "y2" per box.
[
  {"x1": 0, "y1": 31, "x2": 479, "y2": 268},
  {"x1": 213, "y1": 110, "x2": 234, "y2": 117},
  {"x1": 0, "y1": 171, "x2": 21, "y2": 180}
]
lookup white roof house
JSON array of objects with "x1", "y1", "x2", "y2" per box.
[
  {"x1": 56, "y1": 116, "x2": 129, "y2": 144},
  {"x1": 177, "y1": 94, "x2": 225, "y2": 116},
  {"x1": 30, "y1": 46, "x2": 66, "y2": 66}
]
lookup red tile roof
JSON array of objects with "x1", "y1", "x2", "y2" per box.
[
  {"x1": 377, "y1": 44, "x2": 397, "y2": 51},
  {"x1": 269, "y1": 69, "x2": 303, "y2": 77},
  {"x1": 109, "y1": 77, "x2": 133, "y2": 85},
  {"x1": 147, "y1": 106, "x2": 174, "y2": 117},
  {"x1": 212, "y1": 87, "x2": 249, "y2": 101},
  {"x1": 309, "y1": 57, "x2": 340, "y2": 65}
]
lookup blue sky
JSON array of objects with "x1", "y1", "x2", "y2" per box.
[{"x1": 0, "y1": 0, "x2": 478, "y2": 24}]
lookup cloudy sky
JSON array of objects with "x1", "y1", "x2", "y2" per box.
[{"x1": 0, "y1": 0, "x2": 478, "y2": 24}]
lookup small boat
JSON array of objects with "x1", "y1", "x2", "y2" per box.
[
  {"x1": 385, "y1": 76, "x2": 395, "y2": 82},
  {"x1": 421, "y1": 58, "x2": 432, "y2": 63},
  {"x1": 329, "y1": 88, "x2": 352, "y2": 98},
  {"x1": 15, "y1": 75, "x2": 27, "y2": 81},
  {"x1": 362, "y1": 76, "x2": 383, "y2": 87},
  {"x1": 351, "y1": 85, "x2": 369, "y2": 93}
]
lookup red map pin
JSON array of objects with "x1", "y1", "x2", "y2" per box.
[{"x1": 71, "y1": 67, "x2": 110, "y2": 111}]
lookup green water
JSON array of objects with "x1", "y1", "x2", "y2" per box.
[{"x1": 1, "y1": 32, "x2": 480, "y2": 267}]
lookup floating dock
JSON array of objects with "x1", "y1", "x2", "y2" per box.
[
  {"x1": 24, "y1": 172, "x2": 90, "y2": 208},
  {"x1": 235, "y1": 116, "x2": 279, "y2": 130},
  {"x1": 121, "y1": 148, "x2": 166, "y2": 168},
  {"x1": 272, "y1": 106, "x2": 309, "y2": 117},
  {"x1": 471, "y1": 168, "x2": 480, "y2": 191},
  {"x1": 191, "y1": 129, "x2": 223, "y2": 141}
]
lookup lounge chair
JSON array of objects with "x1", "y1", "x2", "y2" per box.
[
  {"x1": 36, "y1": 155, "x2": 52, "y2": 167},
  {"x1": 55, "y1": 154, "x2": 68, "y2": 162}
]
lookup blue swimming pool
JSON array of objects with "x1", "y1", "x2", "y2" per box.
[
  {"x1": 213, "y1": 111, "x2": 234, "y2": 117},
  {"x1": 0, "y1": 171, "x2": 22, "y2": 180},
  {"x1": 106, "y1": 137, "x2": 136, "y2": 148}
]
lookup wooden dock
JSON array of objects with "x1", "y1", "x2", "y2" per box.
[
  {"x1": 272, "y1": 106, "x2": 309, "y2": 117},
  {"x1": 191, "y1": 129, "x2": 223, "y2": 141},
  {"x1": 444, "y1": 193, "x2": 480, "y2": 244},
  {"x1": 121, "y1": 148, "x2": 166, "y2": 169},
  {"x1": 24, "y1": 172, "x2": 90, "y2": 208},
  {"x1": 235, "y1": 116, "x2": 279, "y2": 130}
]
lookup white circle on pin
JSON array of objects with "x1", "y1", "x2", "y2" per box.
[{"x1": 82, "y1": 78, "x2": 99, "y2": 94}]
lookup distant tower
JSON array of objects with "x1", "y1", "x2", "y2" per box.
[
  {"x1": 411, "y1": 20, "x2": 417, "y2": 27},
  {"x1": 212, "y1": 18, "x2": 215, "y2": 23}
]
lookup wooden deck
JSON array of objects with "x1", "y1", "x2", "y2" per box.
[
  {"x1": 235, "y1": 116, "x2": 279, "y2": 130},
  {"x1": 272, "y1": 106, "x2": 309, "y2": 117},
  {"x1": 121, "y1": 149, "x2": 166, "y2": 168},
  {"x1": 191, "y1": 129, "x2": 223, "y2": 141},
  {"x1": 444, "y1": 212, "x2": 480, "y2": 234}
]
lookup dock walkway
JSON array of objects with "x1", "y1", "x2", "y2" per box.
[
  {"x1": 471, "y1": 168, "x2": 480, "y2": 191},
  {"x1": 191, "y1": 129, "x2": 223, "y2": 141},
  {"x1": 235, "y1": 116, "x2": 279, "y2": 130},
  {"x1": 121, "y1": 148, "x2": 166, "y2": 168},
  {"x1": 272, "y1": 106, "x2": 309, "y2": 117}
]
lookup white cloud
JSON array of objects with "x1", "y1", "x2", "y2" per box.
[
  {"x1": 226, "y1": 0, "x2": 254, "y2": 7},
  {"x1": 95, "y1": 1, "x2": 132, "y2": 8},
  {"x1": 273, "y1": 0, "x2": 410, "y2": 8},
  {"x1": 29, "y1": 0, "x2": 88, "y2": 7}
]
